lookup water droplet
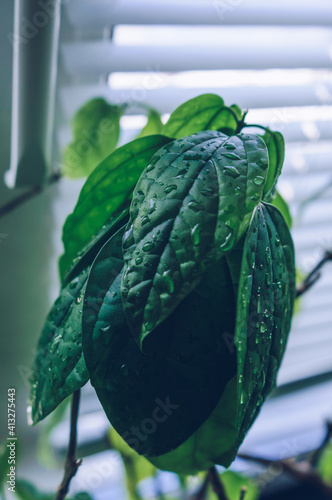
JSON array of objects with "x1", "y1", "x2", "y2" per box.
[
  {"x1": 143, "y1": 242, "x2": 154, "y2": 252},
  {"x1": 120, "y1": 364, "x2": 128, "y2": 376},
  {"x1": 75, "y1": 295, "x2": 82, "y2": 304},
  {"x1": 260, "y1": 322, "x2": 267, "y2": 333},
  {"x1": 253, "y1": 176, "x2": 265, "y2": 186},
  {"x1": 69, "y1": 277, "x2": 79, "y2": 289},
  {"x1": 148, "y1": 199, "x2": 156, "y2": 214},
  {"x1": 188, "y1": 200, "x2": 204, "y2": 212},
  {"x1": 100, "y1": 325, "x2": 111, "y2": 333},
  {"x1": 135, "y1": 256, "x2": 143, "y2": 265},
  {"x1": 225, "y1": 143, "x2": 236, "y2": 150},
  {"x1": 222, "y1": 152, "x2": 241, "y2": 160},
  {"x1": 219, "y1": 229, "x2": 234, "y2": 251},
  {"x1": 141, "y1": 216, "x2": 150, "y2": 226},
  {"x1": 162, "y1": 270, "x2": 174, "y2": 294},
  {"x1": 235, "y1": 186, "x2": 241, "y2": 196},
  {"x1": 191, "y1": 224, "x2": 201, "y2": 246},
  {"x1": 165, "y1": 185, "x2": 177, "y2": 194},
  {"x1": 201, "y1": 187, "x2": 214, "y2": 197},
  {"x1": 146, "y1": 164, "x2": 155, "y2": 172},
  {"x1": 223, "y1": 166, "x2": 240, "y2": 178}
]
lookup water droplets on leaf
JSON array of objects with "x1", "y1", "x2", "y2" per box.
[
  {"x1": 143, "y1": 242, "x2": 154, "y2": 252},
  {"x1": 141, "y1": 216, "x2": 150, "y2": 226},
  {"x1": 253, "y1": 176, "x2": 265, "y2": 186},
  {"x1": 222, "y1": 152, "x2": 241, "y2": 160},
  {"x1": 191, "y1": 224, "x2": 201, "y2": 246},
  {"x1": 164, "y1": 185, "x2": 177, "y2": 194},
  {"x1": 260, "y1": 322, "x2": 267, "y2": 334},
  {"x1": 135, "y1": 256, "x2": 143, "y2": 265},
  {"x1": 188, "y1": 200, "x2": 204, "y2": 212},
  {"x1": 162, "y1": 269, "x2": 175, "y2": 294},
  {"x1": 224, "y1": 143, "x2": 236, "y2": 150},
  {"x1": 223, "y1": 166, "x2": 241, "y2": 178}
]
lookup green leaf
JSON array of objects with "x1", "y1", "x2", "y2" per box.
[
  {"x1": 60, "y1": 135, "x2": 172, "y2": 279},
  {"x1": 29, "y1": 269, "x2": 89, "y2": 424},
  {"x1": 220, "y1": 471, "x2": 259, "y2": 500},
  {"x1": 82, "y1": 226, "x2": 236, "y2": 462},
  {"x1": 231, "y1": 203, "x2": 295, "y2": 447},
  {"x1": 121, "y1": 130, "x2": 269, "y2": 347},
  {"x1": 61, "y1": 208, "x2": 129, "y2": 286},
  {"x1": 162, "y1": 94, "x2": 242, "y2": 138},
  {"x1": 136, "y1": 109, "x2": 163, "y2": 138},
  {"x1": 270, "y1": 190, "x2": 292, "y2": 229},
  {"x1": 317, "y1": 443, "x2": 332, "y2": 485},
  {"x1": 63, "y1": 98, "x2": 124, "y2": 178},
  {"x1": 15, "y1": 480, "x2": 93, "y2": 500}
]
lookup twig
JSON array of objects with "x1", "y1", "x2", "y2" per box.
[
  {"x1": 54, "y1": 390, "x2": 82, "y2": 500},
  {"x1": 238, "y1": 453, "x2": 332, "y2": 498},
  {"x1": 239, "y1": 486, "x2": 247, "y2": 500},
  {"x1": 0, "y1": 171, "x2": 61, "y2": 219},
  {"x1": 296, "y1": 250, "x2": 332, "y2": 298},
  {"x1": 208, "y1": 466, "x2": 229, "y2": 500},
  {"x1": 311, "y1": 419, "x2": 332, "y2": 467},
  {"x1": 190, "y1": 474, "x2": 209, "y2": 500}
]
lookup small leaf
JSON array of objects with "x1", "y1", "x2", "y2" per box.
[
  {"x1": 63, "y1": 98, "x2": 124, "y2": 178},
  {"x1": 162, "y1": 94, "x2": 242, "y2": 138},
  {"x1": 270, "y1": 190, "x2": 292, "y2": 229},
  {"x1": 29, "y1": 269, "x2": 89, "y2": 424},
  {"x1": 231, "y1": 203, "x2": 295, "y2": 447},
  {"x1": 136, "y1": 109, "x2": 163, "y2": 138},
  {"x1": 61, "y1": 209, "x2": 128, "y2": 285},
  {"x1": 60, "y1": 134, "x2": 172, "y2": 279},
  {"x1": 82, "y1": 226, "x2": 236, "y2": 460},
  {"x1": 261, "y1": 130, "x2": 285, "y2": 200},
  {"x1": 220, "y1": 471, "x2": 259, "y2": 500},
  {"x1": 121, "y1": 130, "x2": 268, "y2": 346},
  {"x1": 317, "y1": 443, "x2": 332, "y2": 485}
]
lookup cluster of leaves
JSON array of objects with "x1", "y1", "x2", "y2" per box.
[{"x1": 29, "y1": 94, "x2": 295, "y2": 480}]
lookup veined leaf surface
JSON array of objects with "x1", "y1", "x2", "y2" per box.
[
  {"x1": 29, "y1": 269, "x2": 89, "y2": 424},
  {"x1": 162, "y1": 94, "x2": 242, "y2": 139},
  {"x1": 60, "y1": 134, "x2": 172, "y2": 279},
  {"x1": 121, "y1": 130, "x2": 269, "y2": 346},
  {"x1": 83, "y1": 227, "x2": 236, "y2": 458}
]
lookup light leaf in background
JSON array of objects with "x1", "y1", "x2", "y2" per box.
[
  {"x1": 15, "y1": 480, "x2": 93, "y2": 500},
  {"x1": 29, "y1": 270, "x2": 89, "y2": 424},
  {"x1": 317, "y1": 443, "x2": 332, "y2": 485},
  {"x1": 108, "y1": 427, "x2": 157, "y2": 500},
  {"x1": 37, "y1": 398, "x2": 70, "y2": 468},
  {"x1": 219, "y1": 471, "x2": 259, "y2": 500},
  {"x1": 63, "y1": 98, "x2": 125, "y2": 178},
  {"x1": 121, "y1": 130, "x2": 268, "y2": 346},
  {"x1": 60, "y1": 135, "x2": 172, "y2": 279},
  {"x1": 162, "y1": 93, "x2": 243, "y2": 138},
  {"x1": 270, "y1": 190, "x2": 292, "y2": 229},
  {"x1": 136, "y1": 109, "x2": 163, "y2": 138}
]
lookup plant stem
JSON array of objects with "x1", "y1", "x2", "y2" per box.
[
  {"x1": 296, "y1": 250, "x2": 332, "y2": 298},
  {"x1": 0, "y1": 171, "x2": 61, "y2": 219},
  {"x1": 54, "y1": 390, "x2": 82, "y2": 500},
  {"x1": 208, "y1": 467, "x2": 229, "y2": 500},
  {"x1": 239, "y1": 487, "x2": 247, "y2": 500}
]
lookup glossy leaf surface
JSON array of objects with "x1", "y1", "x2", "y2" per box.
[
  {"x1": 29, "y1": 270, "x2": 89, "y2": 424},
  {"x1": 162, "y1": 94, "x2": 242, "y2": 138},
  {"x1": 83, "y1": 227, "x2": 236, "y2": 458},
  {"x1": 60, "y1": 134, "x2": 172, "y2": 279},
  {"x1": 232, "y1": 203, "x2": 295, "y2": 447},
  {"x1": 121, "y1": 130, "x2": 268, "y2": 346}
]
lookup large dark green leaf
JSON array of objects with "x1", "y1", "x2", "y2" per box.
[
  {"x1": 82, "y1": 226, "x2": 236, "y2": 459},
  {"x1": 162, "y1": 94, "x2": 243, "y2": 138},
  {"x1": 121, "y1": 130, "x2": 269, "y2": 346},
  {"x1": 231, "y1": 203, "x2": 295, "y2": 447},
  {"x1": 63, "y1": 98, "x2": 124, "y2": 178},
  {"x1": 29, "y1": 269, "x2": 89, "y2": 424},
  {"x1": 59, "y1": 135, "x2": 172, "y2": 279}
]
